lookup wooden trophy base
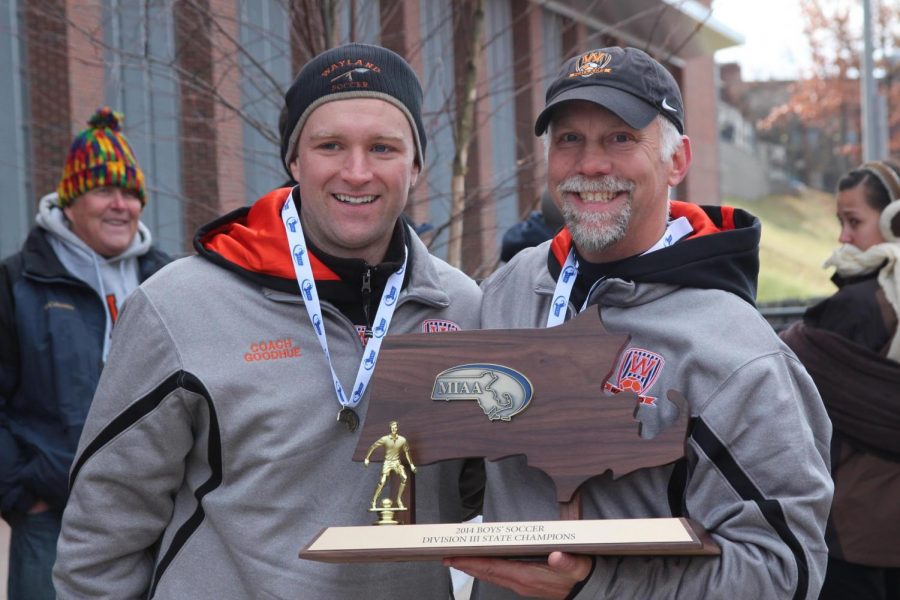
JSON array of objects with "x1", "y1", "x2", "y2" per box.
[{"x1": 299, "y1": 518, "x2": 720, "y2": 563}]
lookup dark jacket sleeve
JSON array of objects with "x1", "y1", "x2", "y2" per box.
[
  {"x1": 780, "y1": 321, "x2": 900, "y2": 458},
  {"x1": 0, "y1": 253, "x2": 37, "y2": 516},
  {"x1": 803, "y1": 277, "x2": 892, "y2": 353},
  {"x1": 138, "y1": 246, "x2": 174, "y2": 282}
]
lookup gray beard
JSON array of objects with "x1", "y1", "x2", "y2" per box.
[{"x1": 559, "y1": 195, "x2": 632, "y2": 254}]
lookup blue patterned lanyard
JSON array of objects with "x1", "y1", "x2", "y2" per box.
[
  {"x1": 280, "y1": 190, "x2": 407, "y2": 411},
  {"x1": 546, "y1": 250, "x2": 579, "y2": 328}
]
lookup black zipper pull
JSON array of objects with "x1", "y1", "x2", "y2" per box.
[
  {"x1": 362, "y1": 268, "x2": 372, "y2": 295},
  {"x1": 362, "y1": 267, "x2": 373, "y2": 339}
]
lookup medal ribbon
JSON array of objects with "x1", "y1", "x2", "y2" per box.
[
  {"x1": 281, "y1": 190, "x2": 407, "y2": 410},
  {"x1": 545, "y1": 216, "x2": 693, "y2": 328}
]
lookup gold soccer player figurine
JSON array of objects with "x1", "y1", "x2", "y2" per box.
[{"x1": 364, "y1": 421, "x2": 416, "y2": 514}]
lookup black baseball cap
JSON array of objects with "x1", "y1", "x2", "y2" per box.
[
  {"x1": 534, "y1": 46, "x2": 685, "y2": 136},
  {"x1": 281, "y1": 43, "x2": 426, "y2": 175}
]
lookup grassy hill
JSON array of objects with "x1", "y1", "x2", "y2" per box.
[{"x1": 725, "y1": 189, "x2": 839, "y2": 303}]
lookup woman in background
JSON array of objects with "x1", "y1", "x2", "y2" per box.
[{"x1": 781, "y1": 159, "x2": 900, "y2": 600}]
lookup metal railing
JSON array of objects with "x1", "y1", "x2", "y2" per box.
[{"x1": 758, "y1": 301, "x2": 818, "y2": 333}]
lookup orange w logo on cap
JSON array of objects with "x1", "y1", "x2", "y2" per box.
[{"x1": 573, "y1": 51, "x2": 612, "y2": 75}]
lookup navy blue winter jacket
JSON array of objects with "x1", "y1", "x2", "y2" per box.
[{"x1": 0, "y1": 227, "x2": 170, "y2": 517}]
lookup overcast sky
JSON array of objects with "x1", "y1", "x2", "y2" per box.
[{"x1": 711, "y1": 0, "x2": 813, "y2": 81}]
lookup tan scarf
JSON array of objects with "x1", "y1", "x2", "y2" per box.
[{"x1": 824, "y1": 242, "x2": 900, "y2": 361}]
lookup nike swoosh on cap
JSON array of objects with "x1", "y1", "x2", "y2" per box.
[{"x1": 661, "y1": 98, "x2": 678, "y2": 112}]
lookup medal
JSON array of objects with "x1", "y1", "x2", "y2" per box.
[{"x1": 337, "y1": 408, "x2": 360, "y2": 432}]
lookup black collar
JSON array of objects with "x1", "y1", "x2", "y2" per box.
[{"x1": 310, "y1": 219, "x2": 411, "y2": 327}]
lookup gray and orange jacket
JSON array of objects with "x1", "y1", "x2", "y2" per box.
[
  {"x1": 476, "y1": 201, "x2": 833, "y2": 600},
  {"x1": 54, "y1": 187, "x2": 482, "y2": 599}
]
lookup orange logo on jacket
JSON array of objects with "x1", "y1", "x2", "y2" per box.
[
  {"x1": 244, "y1": 338, "x2": 301, "y2": 362},
  {"x1": 604, "y1": 347, "x2": 664, "y2": 405},
  {"x1": 105, "y1": 294, "x2": 119, "y2": 323}
]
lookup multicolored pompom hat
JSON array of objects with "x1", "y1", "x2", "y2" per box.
[{"x1": 57, "y1": 107, "x2": 146, "y2": 207}]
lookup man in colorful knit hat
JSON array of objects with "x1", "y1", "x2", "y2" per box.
[{"x1": 0, "y1": 107, "x2": 170, "y2": 599}]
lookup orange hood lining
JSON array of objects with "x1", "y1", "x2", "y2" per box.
[{"x1": 200, "y1": 188, "x2": 341, "y2": 281}]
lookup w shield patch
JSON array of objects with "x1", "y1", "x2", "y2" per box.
[
  {"x1": 422, "y1": 319, "x2": 461, "y2": 333},
  {"x1": 609, "y1": 347, "x2": 664, "y2": 405}
]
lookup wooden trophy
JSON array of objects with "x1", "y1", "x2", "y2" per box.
[{"x1": 300, "y1": 307, "x2": 719, "y2": 562}]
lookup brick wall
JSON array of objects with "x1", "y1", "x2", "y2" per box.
[
  {"x1": 454, "y1": 0, "x2": 496, "y2": 274},
  {"x1": 511, "y1": 0, "x2": 546, "y2": 216},
  {"x1": 24, "y1": 0, "x2": 71, "y2": 207},
  {"x1": 14, "y1": 0, "x2": 730, "y2": 271},
  {"x1": 175, "y1": 0, "x2": 219, "y2": 248},
  {"x1": 380, "y1": 0, "x2": 430, "y2": 229},
  {"x1": 66, "y1": 0, "x2": 104, "y2": 133},
  {"x1": 681, "y1": 54, "x2": 721, "y2": 204},
  {"x1": 209, "y1": 0, "x2": 246, "y2": 214}
]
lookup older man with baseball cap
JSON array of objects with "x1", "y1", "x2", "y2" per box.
[
  {"x1": 54, "y1": 44, "x2": 481, "y2": 599},
  {"x1": 446, "y1": 46, "x2": 833, "y2": 599}
]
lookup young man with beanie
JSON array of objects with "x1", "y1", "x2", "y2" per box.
[
  {"x1": 445, "y1": 46, "x2": 833, "y2": 599},
  {"x1": 54, "y1": 44, "x2": 481, "y2": 599},
  {"x1": 0, "y1": 107, "x2": 170, "y2": 600}
]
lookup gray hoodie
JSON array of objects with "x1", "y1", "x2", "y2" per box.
[
  {"x1": 475, "y1": 203, "x2": 832, "y2": 600},
  {"x1": 36, "y1": 192, "x2": 152, "y2": 361}
]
